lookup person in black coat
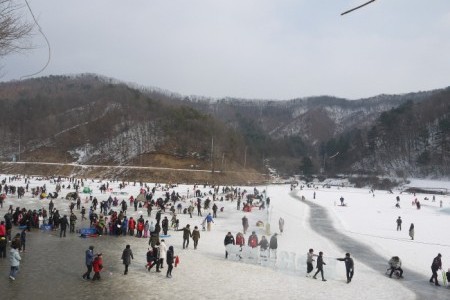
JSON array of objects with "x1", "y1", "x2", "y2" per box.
[
  {"x1": 259, "y1": 236, "x2": 269, "y2": 251},
  {"x1": 121, "y1": 244, "x2": 134, "y2": 275},
  {"x1": 313, "y1": 251, "x2": 327, "y2": 281},
  {"x1": 146, "y1": 246, "x2": 158, "y2": 271},
  {"x1": 269, "y1": 233, "x2": 278, "y2": 258},
  {"x1": 161, "y1": 217, "x2": 169, "y2": 235},
  {"x1": 177, "y1": 224, "x2": 192, "y2": 249},
  {"x1": 59, "y1": 215, "x2": 69, "y2": 238},
  {"x1": 337, "y1": 253, "x2": 354, "y2": 283},
  {"x1": 429, "y1": 253, "x2": 442, "y2": 286},
  {"x1": 166, "y1": 246, "x2": 174, "y2": 278},
  {"x1": 224, "y1": 232, "x2": 235, "y2": 259}
]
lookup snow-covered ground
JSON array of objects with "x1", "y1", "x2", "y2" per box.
[{"x1": 0, "y1": 175, "x2": 449, "y2": 299}]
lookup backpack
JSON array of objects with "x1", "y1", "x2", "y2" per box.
[{"x1": 249, "y1": 236, "x2": 257, "y2": 248}]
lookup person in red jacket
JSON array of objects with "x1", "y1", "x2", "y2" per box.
[
  {"x1": 128, "y1": 217, "x2": 136, "y2": 236},
  {"x1": 0, "y1": 221, "x2": 6, "y2": 237},
  {"x1": 92, "y1": 253, "x2": 103, "y2": 281},
  {"x1": 235, "y1": 232, "x2": 245, "y2": 247},
  {"x1": 248, "y1": 231, "x2": 258, "y2": 248},
  {"x1": 137, "y1": 220, "x2": 144, "y2": 238}
]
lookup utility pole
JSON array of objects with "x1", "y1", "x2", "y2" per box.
[
  {"x1": 221, "y1": 152, "x2": 225, "y2": 171},
  {"x1": 244, "y1": 146, "x2": 247, "y2": 169},
  {"x1": 211, "y1": 136, "x2": 214, "y2": 173}
]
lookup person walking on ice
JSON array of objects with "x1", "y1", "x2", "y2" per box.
[
  {"x1": 242, "y1": 215, "x2": 249, "y2": 234},
  {"x1": 306, "y1": 249, "x2": 317, "y2": 277},
  {"x1": 82, "y1": 245, "x2": 94, "y2": 280},
  {"x1": 409, "y1": 223, "x2": 414, "y2": 240},
  {"x1": 121, "y1": 244, "x2": 134, "y2": 275},
  {"x1": 429, "y1": 253, "x2": 442, "y2": 286},
  {"x1": 396, "y1": 216, "x2": 402, "y2": 231},
  {"x1": 9, "y1": 244, "x2": 21, "y2": 280},
  {"x1": 337, "y1": 253, "x2": 354, "y2": 283},
  {"x1": 278, "y1": 217, "x2": 285, "y2": 234},
  {"x1": 313, "y1": 251, "x2": 327, "y2": 281}
]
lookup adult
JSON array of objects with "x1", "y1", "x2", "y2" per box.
[
  {"x1": 156, "y1": 210, "x2": 162, "y2": 224},
  {"x1": 178, "y1": 224, "x2": 192, "y2": 249},
  {"x1": 429, "y1": 253, "x2": 442, "y2": 286},
  {"x1": 242, "y1": 215, "x2": 249, "y2": 234},
  {"x1": 188, "y1": 204, "x2": 194, "y2": 218},
  {"x1": 157, "y1": 239, "x2": 168, "y2": 272},
  {"x1": 409, "y1": 223, "x2": 414, "y2": 240},
  {"x1": 313, "y1": 251, "x2": 327, "y2": 281},
  {"x1": 166, "y1": 245, "x2": 175, "y2": 278},
  {"x1": 146, "y1": 246, "x2": 158, "y2": 271},
  {"x1": 9, "y1": 244, "x2": 21, "y2": 280},
  {"x1": 205, "y1": 213, "x2": 214, "y2": 231},
  {"x1": 59, "y1": 215, "x2": 69, "y2": 238},
  {"x1": 278, "y1": 217, "x2": 285, "y2": 234},
  {"x1": 306, "y1": 249, "x2": 317, "y2": 277},
  {"x1": 192, "y1": 226, "x2": 200, "y2": 250},
  {"x1": 121, "y1": 244, "x2": 134, "y2": 275},
  {"x1": 269, "y1": 233, "x2": 278, "y2": 258},
  {"x1": 396, "y1": 216, "x2": 402, "y2": 231},
  {"x1": 212, "y1": 203, "x2": 218, "y2": 218},
  {"x1": 224, "y1": 232, "x2": 235, "y2": 259},
  {"x1": 69, "y1": 212, "x2": 77, "y2": 233},
  {"x1": 388, "y1": 256, "x2": 403, "y2": 278},
  {"x1": 162, "y1": 216, "x2": 169, "y2": 235},
  {"x1": 196, "y1": 199, "x2": 202, "y2": 216},
  {"x1": 128, "y1": 217, "x2": 136, "y2": 236},
  {"x1": 82, "y1": 245, "x2": 95, "y2": 280},
  {"x1": 337, "y1": 253, "x2": 354, "y2": 283},
  {"x1": 340, "y1": 196, "x2": 344, "y2": 206}
]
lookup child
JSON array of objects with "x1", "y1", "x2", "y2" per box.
[
  {"x1": 20, "y1": 229, "x2": 26, "y2": 252},
  {"x1": 0, "y1": 236, "x2": 6, "y2": 258},
  {"x1": 92, "y1": 253, "x2": 103, "y2": 281}
]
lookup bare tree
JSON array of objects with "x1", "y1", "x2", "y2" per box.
[{"x1": 0, "y1": 0, "x2": 33, "y2": 57}]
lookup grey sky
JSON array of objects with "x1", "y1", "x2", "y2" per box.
[{"x1": 2, "y1": 0, "x2": 450, "y2": 100}]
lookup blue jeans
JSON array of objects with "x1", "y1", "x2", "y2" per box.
[{"x1": 10, "y1": 266, "x2": 19, "y2": 278}]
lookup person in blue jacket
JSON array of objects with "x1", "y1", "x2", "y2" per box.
[
  {"x1": 204, "y1": 213, "x2": 214, "y2": 231},
  {"x1": 82, "y1": 245, "x2": 94, "y2": 280}
]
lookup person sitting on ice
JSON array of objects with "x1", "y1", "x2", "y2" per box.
[{"x1": 388, "y1": 256, "x2": 403, "y2": 278}]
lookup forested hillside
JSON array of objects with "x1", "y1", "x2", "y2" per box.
[{"x1": 0, "y1": 74, "x2": 448, "y2": 178}]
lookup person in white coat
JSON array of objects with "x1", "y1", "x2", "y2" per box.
[
  {"x1": 9, "y1": 245, "x2": 21, "y2": 280},
  {"x1": 157, "y1": 239, "x2": 167, "y2": 272}
]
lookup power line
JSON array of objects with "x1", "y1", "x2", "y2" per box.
[
  {"x1": 341, "y1": 0, "x2": 376, "y2": 16},
  {"x1": 20, "y1": 0, "x2": 51, "y2": 79}
]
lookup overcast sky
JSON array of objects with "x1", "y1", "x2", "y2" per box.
[{"x1": 2, "y1": 0, "x2": 450, "y2": 100}]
